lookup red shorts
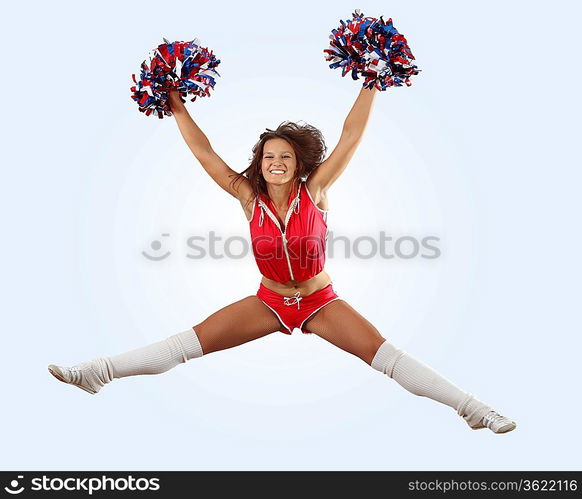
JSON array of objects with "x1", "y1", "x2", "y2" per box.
[{"x1": 256, "y1": 283, "x2": 340, "y2": 334}]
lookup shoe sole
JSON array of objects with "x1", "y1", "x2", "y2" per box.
[
  {"x1": 495, "y1": 422, "x2": 517, "y2": 433},
  {"x1": 47, "y1": 365, "x2": 97, "y2": 395},
  {"x1": 470, "y1": 421, "x2": 517, "y2": 433}
]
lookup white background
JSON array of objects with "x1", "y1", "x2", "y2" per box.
[{"x1": 2, "y1": 0, "x2": 581, "y2": 470}]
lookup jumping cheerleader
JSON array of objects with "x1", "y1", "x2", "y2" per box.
[{"x1": 48, "y1": 85, "x2": 516, "y2": 434}]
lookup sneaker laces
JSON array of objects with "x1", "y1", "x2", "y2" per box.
[
  {"x1": 65, "y1": 365, "x2": 84, "y2": 384},
  {"x1": 483, "y1": 411, "x2": 511, "y2": 429},
  {"x1": 68, "y1": 361, "x2": 107, "y2": 386}
]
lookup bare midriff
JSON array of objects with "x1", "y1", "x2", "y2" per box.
[{"x1": 260, "y1": 269, "x2": 333, "y2": 298}]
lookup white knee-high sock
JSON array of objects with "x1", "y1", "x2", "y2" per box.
[
  {"x1": 106, "y1": 328, "x2": 204, "y2": 379},
  {"x1": 371, "y1": 340, "x2": 492, "y2": 427}
]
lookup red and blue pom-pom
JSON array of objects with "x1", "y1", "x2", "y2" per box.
[
  {"x1": 324, "y1": 10, "x2": 420, "y2": 90},
  {"x1": 130, "y1": 37, "x2": 221, "y2": 118}
]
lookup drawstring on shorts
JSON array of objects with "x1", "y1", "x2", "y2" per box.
[{"x1": 283, "y1": 291, "x2": 302, "y2": 309}]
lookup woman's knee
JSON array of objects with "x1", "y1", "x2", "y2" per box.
[
  {"x1": 360, "y1": 335, "x2": 387, "y2": 365},
  {"x1": 191, "y1": 323, "x2": 211, "y2": 354},
  {"x1": 352, "y1": 322, "x2": 385, "y2": 365}
]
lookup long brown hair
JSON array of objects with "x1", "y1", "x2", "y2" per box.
[{"x1": 230, "y1": 121, "x2": 327, "y2": 209}]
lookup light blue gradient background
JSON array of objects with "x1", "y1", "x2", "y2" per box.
[{"x1": 2, "y1": 0, "x2": 580, "y2": 471}]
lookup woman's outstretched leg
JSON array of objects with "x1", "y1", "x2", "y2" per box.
[
  {"x1": 48, "y1": 296, "x2": 284, "y2": 394},
  {"x1": 304, "y1": 299, "x2": 516, "y2": 434}
]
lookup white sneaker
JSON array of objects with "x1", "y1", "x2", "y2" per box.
[
  {"x1": 471, "y1": 410, "x2": 517, "y2": 433},
  {"x1": 48, "y1": 358, "x2": 112, "y2": 394},
  {"x1": 458, "y1": 394, "x2": 516, "y2": 433}
]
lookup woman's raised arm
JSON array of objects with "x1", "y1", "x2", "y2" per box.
[
  {"x1": 307, "y1": 85, "x2": 378, "y2": 200},
  {"x1": 168, "y1": 90, "x2": 252, "y2": 204}
]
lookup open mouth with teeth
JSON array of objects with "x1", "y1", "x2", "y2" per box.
[{"x1": 269, "y1": 169, "x2": 286, "y2": 175}]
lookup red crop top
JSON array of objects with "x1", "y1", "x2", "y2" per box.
[{"x1": 248, "y1": 180, "x2": 328, "y2": 283}]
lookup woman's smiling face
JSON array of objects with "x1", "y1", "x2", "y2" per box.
[{"x1": 260, "y1": 138, "x2": 298, "y2": 185}]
